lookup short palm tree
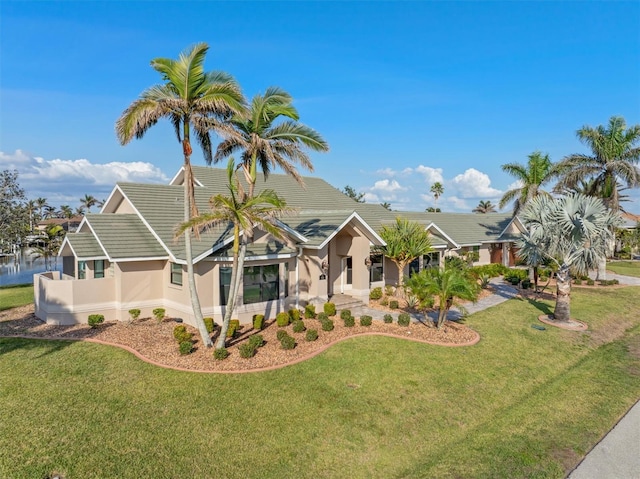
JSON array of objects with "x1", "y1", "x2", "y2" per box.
[
  {"x1": 516, "y1": 194, "x2": 621, "y2": 322},
  {"x1": 178, "y1": 158, "x2": 293, "y2": 349},
  {"x1": 116, "y1": 42, "x2": 245, "y2": 347},
  {"x1": 473, "y1": 200, "x2": 497, "y2": 214},
  {"x1": 33, "y1": 224, "x2": 65, "y2": 271},
  {"x1": 80, "y1": 194, "x2": 97, "y2": 213},
  {"x1": 430, "y1": 182, "x2": 444, "y2": 208},
  {"x1": 405, "y1": 265, "x2": 480, "y2": 329},
  {"x1": 499, "y1": 151, "x2": 556, "y2": 215},
  {"x1": 553, "y1": 116, "x2": 640, "y2": 213}
]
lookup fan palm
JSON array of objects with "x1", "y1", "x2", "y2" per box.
[
  {"x1": 178, "y1": 158, "x2": 293, "y2": 349},
  {"x1": 516, "y1": 194, "x2": 621, "y2": 322},
  {"x1": 499, "y1": 151, "x2": 556, "y2": 214},
  {"x1": 553, "y1": 116, "x2": 640, "y2": 213},
  {"x1": 430, "y1": 182, "x2": 444, "y2": 207},
  {"x1": 116, "y1": 43, "x2": 245, "y2": 347},
  {"x1": 80, "y1": 194, "x2": 97, "y2": 213},
  {"x1": 473, "y1": 200, "x2": 497, "y2": 213}
]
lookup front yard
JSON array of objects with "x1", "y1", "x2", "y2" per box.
[
  {"x1": 608, "y1": 260, "x2": 640, "y2": 277},
  {"x1": 1, "y1": 286, "x2": 639, "y2": 478}
]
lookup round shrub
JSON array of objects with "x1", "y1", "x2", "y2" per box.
[
  {"x1": 321, "y1": 319, "x2": 335, "y2": 331},
  {"x1": 226, "y1": 320, "x2": 240, "y2": 338},
  {"x1": 288, "y1": 309, "x2": 301, "y2": 322},
  {"x1": 369, "y1": 287, "x2": 383, "y2": 300},
  {"x1": 152, "y1": 308, "x2": 165, "y2": 322},
  {"x1": 88, "y1": 314, "x2": 104, "y2": 329},
  {"x1": 173, "y1": 324, "x2": 188, "y2": 341},
  {"x1": 128, "y1": 309, "x2": 141, "y2": 321},
  {"x1": 280, "y1": 334, "x2": 296, "y2": 350},
  {"x1": 398, "y1": 313, "x2": 411, "y2": 326},
  {"x1": 292, "y1": 320, "x2": 306, "y2": 333},
  {"x1": 340, "y1": 309, "x2": 352, "y2": 320},
  {"x1": 203, "y1": 317, "x2": 215, "y2": 334},
  {"x1": 276, "y1": 312, "x2": 290, "y2": 327},
  {"x1": 380, "y1": 298, "x2": 389, "y2": 306},
  {"x1": 317, "y1": 312, "x2": 329, "y2": 322},
  {"x1": 343, "y1": 315, "x2": 355, "y2": 327},
  {"x1": 252, "y1": 314, "x2": 265, "y2": 330},
  {"x1": 389, "y1": 300, "x2": 399, "y2": 310},
  {"x1": 213, "y1": 348, "x2": 229, "y2": 361},
  {"x1": 383, "y1": 314, "x2": 393, "y2": 324},
  {"x1": 247, "y1": 334, "x2": 264, "y2": 349},
  {"x1": 304, "y1": 304, "x2": 316, "y2": 319},
  {"x1": 305, "y1": 329, "x2": 319, "y2": 342},
  {"x1": 238, "y1": 343, "x2": 256, "y2": 359},
  {"x1": 574, "y1": 278, "x2": 582, "y2": 285},
  {"x1": 323, "y1": 302, "x2": 336, "y2": 317},
  {"x1": 586, "y1": 278, "x2": 595, "y2": 286},
  {"x1": 179, "y1": 340, "x2": 193, "y2": 355},
  {"x1": 360, "y1": 315, "x2": 372, "y2": 327},
  {"x1": 276, "y1": 329, "x2": 289, "y2": 341}
]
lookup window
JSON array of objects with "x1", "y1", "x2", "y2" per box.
[
  {"x1": 78, "y1": 261, "x2": 86, "y2": 279},
  {"x1": 219, "y1": 267, "x2": 232, "y2": 305},
  {"x1": 409, "y1": 257, "x2": 420, "y2": 277},
  {"x1": 94, "y1": 260, "x2": 105, "y2": 279},
  {"x1": 284, "y1": 262, "x2": 289, "y2": 298},
  {"x1": 423, "y1": 252, "x2": 440, "y2": 269},
  {"x1": 243, "y1": 264, "x2": 279, "y2": 304},
  {"x1": 170, "y1": 263, "x2": 183, "y2": 286},
  {"x1": 369, "y1": 254, "x2": 383, "y2": 282}
]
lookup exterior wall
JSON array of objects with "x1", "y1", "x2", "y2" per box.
[
  {"x1": 328, "y1": 230, "x2": 371, "y2": 303},
  {"x1": 115, "y1": 260, "x2": 165, "y2": 320},
  {"x1": 299, "y1": 246, "x2": 328, "y2": 306}
]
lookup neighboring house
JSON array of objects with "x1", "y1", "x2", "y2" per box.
[
  {"x1": 36, "y1": 216, "x2": 83, "y2": 233},
  {"x1": 35, "y1": 166, "x2": 524, "y2": 326}
]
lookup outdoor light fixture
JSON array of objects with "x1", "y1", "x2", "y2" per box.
[
  {"x1": 321, "y1": 260, "x2": 328, "y2": 273},
  {"x1": 364, "y1": 257, "x2": 372, "y2": 267}
]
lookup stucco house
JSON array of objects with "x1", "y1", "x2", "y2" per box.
[{"x1": 34, "y1": 166, "x2": 525, "y2": 327}]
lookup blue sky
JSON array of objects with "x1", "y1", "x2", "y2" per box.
[{"x1": 1, "y1": 1, "x2": 639, "y2": 212}]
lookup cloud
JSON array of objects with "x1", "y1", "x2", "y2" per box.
[
  {"x1": 370, "y1": 179, "x2": 407, "y2": 193},
  {"x1": 450, "y1": 168, "x2": 502, "y2": 199},
  {"x1": 0, "y1": 149, "x2": 169, "y2": 206},
  {"x1": 375, "y1": 167, "x2": 397, "y2": 177},
  {"x1": 415, "y1": 165, "x2": 444, "y2": 184}
]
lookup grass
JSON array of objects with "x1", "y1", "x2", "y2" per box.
[
  {"x1": 1, "y1": 287, "x2": 639, "y2": 478},
  {"x1": 0, "y1": 283, "x2": 33, "y2": 311},
  {"x1": 607, "y1": 260, "x2": 640, "y2": 277}
]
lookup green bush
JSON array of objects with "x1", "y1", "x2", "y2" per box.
[
  {"x1": 343, "y1": 315, "x2": 355, "y2": 327},
  {"x1": 305, "y1": 329, "x2": 319, "y2": 341},
  {"x1": 478, "y1": 273, "x2": 491, "y2": 289},
  {"x1": 321, "y1": 319, "x2": 335, "y2": 331},
  {"x1": 470, "y1": 263, "x2": 508, "y2": 278},
  {"x1": 317, "y1": 312, "x2": 329, "y2": 322},
  {"x1": 213, "y1": 348, "x2": 229, "y2": 361},
  {"x1": 173, "y1": 325, "x2": 190, "y2": 342},
  {"x1": 238, "y1": 343, "x2": 256, "y2": 359},
  {"x1": 179, "y1": 340, "x2": 193, "y2": 355},
  {"x1": 288, "y1": 309, "x2": 301, "y2": 322},
  {"x1": 203, "y1": 317, "x2": 215, "y2": 333},
  {"x1": 380, "y1": 297, "x2": 389, "y2": 306},
  {"x1": 369, "y1": 287, "x2": 383, "y2": 300},
  {"x1": 292, "y1": 320, "x2": 306, "y2": 333},
  {"x1": 128, "y1": 309, "x2": 141, "y2": 321},
  {"x1": 324, "y1": 302, "x2": 336, "y2": 316},
  {"x1": 389, "y1": 300, "x2": 399, "y2": 310},
  {"x1": 397, "y1": 313, "x2": 411, "y2": 326},
  {"x1": 504, "y1": 269, "x2": 528, "y2": 284},
  {"x1": 276, "y1": 312, "x2": 290, "y2": 327},
  {"x1": 586, "y1": 278, "x2": 595, "y2": 286},
  {"x1": 445, "y1": 256, "x2": 467, "y2": 270},
  {"x1": 406, "y1": 295, "x2": 419, "y2": 309},
  {"x1": 340, "y1": 309, "x2": 352, "y2": 320},
  {"x1": 276, "y1": 329, "x2": 289, "y2": 341},
  {"x1": 420, "y1": 297, "x2": 435, "y2": 309},
  {"x1": 521, "y1": 279, "x2": 531, "y2": 289},
  {"x1": 88, "y1": 314, "x2": 104, "y2": 329},
  {"x1": 360, "y1": 315, "x2": 372, "y2": 326},
  {"x1": 226, "y1": 319, "x2": 240, "y2": 338},
  {"x1": 152, "y1": 308, "x2": 166, "y2": 322},
  {"x1": 280, "y1": 334, "x2": 296, "y2": 350},
  {"x1": 574, "y1": 278, "x2": 582, "y2": 285},
  {"x1": 304, "y1": 304, "x2": 316, "y2": 319},
  {"x1": 252, "y1": 314, "x2": 264, "y2": 330},
  {"x1": 383, "y1": 314, "x2": 393, "y2": 324},
  {"x1": 247, "y1": 334, "x2": 264, "y2": 349}
]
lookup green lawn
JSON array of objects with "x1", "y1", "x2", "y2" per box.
[
  {"x1": 1, "y1": 287, "x2": 639, "y2": 478},
  {"x1": 0, "y1": 284, "x2": 33, "y2": 311},
  {"x1": 608, "y1": 260, "x2": 640, "y2": 277}
]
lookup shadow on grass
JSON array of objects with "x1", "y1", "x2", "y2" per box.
[{"x1": 0, "y1": 336, "x2": 75, "y2": 359}]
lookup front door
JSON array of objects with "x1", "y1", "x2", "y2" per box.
[{"x1": 341, "y1": 256, "x2": 353, "y2": 293}]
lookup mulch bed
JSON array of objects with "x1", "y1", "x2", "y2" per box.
[{"x1": 0, "y1": 304, "x2": 479, "y2": 373}]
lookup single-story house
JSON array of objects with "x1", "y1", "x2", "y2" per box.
[{"x1": 34, "y1": 166, "x2": 525, "y2": 326}]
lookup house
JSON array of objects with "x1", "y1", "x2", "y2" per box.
[{"x1": 34, "y1": 166, "x2": 524, "y2": 326}]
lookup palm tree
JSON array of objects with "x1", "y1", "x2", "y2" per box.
[
  {"x1": 553, "y1": 116, "x2": 640, "y2": 213},
  {"x1": 516, "y1": 194, "x2": 620, "y2": 322},
  {"x1": 405, "y1": 265, "x2": 480, "y2": 329},
  {"x1": 378, "y1": 217, "x2": 432, "y2": 293},
  {"x1": 116, "y1": 42, "x2": 245, "y2": 347},
  {"x1": 25, "y1": 200, "x2": 37, "y2": 233},
  {"x1": 430, "y1": 182, "x2": 444, "y2": 208},
  {"x1": 32, "y1": 224, "x2": 65, "y2": 271},
  {"x1": 178, "y1": 158, "x2": 292, "y2": 349},
  {"x1": 380, "y1": 202, "x2": 392, "y2": 210},
  {"x1": 80, "y1": 194, "x2": 97, "y2": 213},
  {"x1": 499, "y1": 151, "x2": 556, "y2": 214},
  {"x1": 35, "y1": 197, "x2": 48, "y2": 222},
  {"x1": 473, "y1": 200, "x2": 497, "y2": 213}
]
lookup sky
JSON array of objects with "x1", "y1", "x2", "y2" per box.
[{"x1": 1, "y1": 0, "x2": 639, "y2": 213}]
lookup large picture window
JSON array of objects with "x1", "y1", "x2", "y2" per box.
[
  {"x1": 369, "y1": 254, "x2": 384, "y2": 282},
  {"x1": 170, "y1": 263, "x2": 183, "y2": 286},
  {"x1": 243, "y1": 264, "x2": 279, "y2": 304},
  {"x1": 94, "y1": 260, "x2": 105, "y2": 279}
]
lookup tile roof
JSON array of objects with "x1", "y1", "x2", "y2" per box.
[{"x1": 63, "y1": 232, "x2": 105, "y2": 259}]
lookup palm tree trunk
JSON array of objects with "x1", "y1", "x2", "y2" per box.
[
  {"x1": 216, "y1": 233, "x2": 247, "y2": 349},
  {"x1": 437, "y1": 306, "x2": 447, "y2": 329},
  {"x1": 553, "y1": 264, "x2": 571, "y2": 321}
]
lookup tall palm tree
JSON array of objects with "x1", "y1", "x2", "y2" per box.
[
  {"x1": 35, "y1": 197, "x2": 48, "y2": 222},
  {"x1": 25, "y1": 199, "x2": 37, "y2": 233},
  {"x1": 430, "y1": 182, "x2": 444, "y2": 208},
  {"x1": 553, "y1": 116, "x2": 640, "y2": 213},
  {"x1": 116, "y1": 42, "x2": 245, "y2": 347},
  {"x1": 473, "y1": 200, "x2": 497, "y2": 214},
  {"x1": 499, "y1": 151, "x2": 556, "y2": 215},
  {"x1": 80, "y1": 194, "x2": 97, "y2": 213},
  {"x1": 178, "y1": 158, "x2": 293, "y2": 349}
]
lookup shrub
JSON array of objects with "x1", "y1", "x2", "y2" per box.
[
  {"x1": 343, "y1": 315, "x2": 355, "y2": 327},
  {"x1": 574, "y1": 278, "x2": 582, "y2": 285},
  {"x1": 586, "y1": 278, "x2": 595, "y2": 286},
  {"x1": 420, "y1": 297, "x2": 435, "y2": 309},
  {"x1": 324, "y1": 302, "x2": 336, "y2": 316},
  {"x1": 152, "y1": 308, "x2": 166, "y2": 322},
  {"x1": 173, "y1": 324, "x2": 190, "y2": 342},
  {"x1": 238, "y1": 343, "x2": 256, "y2": 359},
  {"x1": 226, "y1": 319, "x2": 240, "y2": 338},
  {"x1": 521, "y1": 279, "x2": 531, "y2": 289},
  {"x1": 504, "y1": 269, "x2": 528, "y2": 285},
  {"x1": 389, "y1": 300, "x2": 399, "y2": 310},
  {"x1": 305, "y1": 329, "x2": 319, "y2": 341},
  {"x1": 380, "y1": 297, "x2": 389, "y2": 306},
  {"x1": 445, "y1": 256, "x2": 467, "y2": 270},
  {"x1": 369, "y1": 287, "x2": 383, "y2": 300},
  {"x1": 276, "y1": 312, "x2": 290, "y2": 327},
  {"x1": 383, "y1": 314, "x2": 393, "y2": 324},
  {"x1": 397, "y1": 313, "x2": 411, "y2": 326},
  {"x1": 360, "y1": 315, "x2": 372, "y2": 326},
  {"x1": 292, "y1": 320, "x2": 306, "y2": 333},
  {"x1": 385, "y1": 285, "x2": 395, "y2": 296},
  {"x1": 247, "y1": 334, "x2": 264, "y2": 349},
  {"x1": 470, "y1": 263, "x2": 508, "y2": 279},
  {"x1": 406, "y1": 295, "x2": 419, "y2": 309},
  {"x1": 276, "y1": 329, "x2": 289, "y2": 341},
  {"x1": 478, "y1": 273, "x2": 491, "y2": 289},
  {"x1": 304, "y1": 304, "x2": 316, "y2": 319},
  {"x1": 340, "y1": 309, "x2": 352, "y2": 320},
  {"x1": 252, "y1": 314, "x2": 264, "y2": 330},
  {"x1": 179, "y1": 340, "x2": 193, "y2": 355},
  {"x1": 203, "y1": 317, "x2": 215, "y2": 333},
  {"x1": 128, "y1": 309, "x2": 141, "y2": 321},
  {"x1": 213, "y1": 348, "x2": 229, "y2": 361},
  {"x1": 280, "y1": 334, "x2": 296, "y2": 350},
  {"x1": 321, "y1": 319, "x2": 335, "y2": 331},
  {"x1": 288, "y1": 309, "x2": 301, "y2": 322},
  {"x1": 88, "y1": 314, "x2": 104, "y2": 329},
  {"x1": 317, "y1": 312, "x2": 329, "y2": 322}
]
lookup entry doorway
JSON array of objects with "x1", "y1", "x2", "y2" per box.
[{"x1": 341, "y1": 256, "x2": 352, "y2": 293}]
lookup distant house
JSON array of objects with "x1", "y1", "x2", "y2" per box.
[
  {"x1": 34, "y1": 166, "x2": 524, "y2": 326},
  {"x1": 36, "y1": 216, "x2": 83, "y2": 233}
]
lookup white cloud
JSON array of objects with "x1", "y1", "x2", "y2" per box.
[
  {"x1": 507, "y1": 180, "x2": 523, "y2": 190},
  {"x1": 375, "y1": 167, "x2": 397, "y2": 177},
  {"x1": 363, "y1": 192, "x2": 379, "y2": 202},
  {"x1": 1, "y1": 149, "x2": 169, "y2": 206},
  {"x1": 415, "y1": 165, "x2": 444, "y2": 184},
  {"x1": 450, "y1": 168, "x2": 502, "y2": 199},
  {"x1": 444, "y1": 196, "x2": 470, "y2": 211},
  {"x1": 371, "y1": 179, "x2": 407, "y2": 193}
]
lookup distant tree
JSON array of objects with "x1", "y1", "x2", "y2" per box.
[
  {"x1": 80, "y1": 194, "x2": 97, "y2": 213},
  {"x1": 25, "y1": 199, "x2": 37, "y2": 233},
  {"x1": 430, "y1": 182, "x2": 444, "y2": 207},
  {"x1": 380, "y1": 202, "x2": 392, "y2": 210},
  {"x1": 60, "y1": 205, "x2": 73, "y2": 219},
  {"x1": 473, "y1": 200, "x2": 497, "y2": 214},
  {"x1": 342, "y1": 185, "x2": 365, "y2": 203},
  {"x1": 43, "y1": 205, "x2": 57, "y2": 219},
  {"x1": 499, "y1": 151, "x2": 556, "y2": 215},
  {"x1": 32, "y1": 224, "x2": 65, "y2": 271},
  {"x1": 0, "y1": 170, "x2": 28, "y2": 252},
  {"x1": 74, "y1": 206, "x2": 85, "y2": 216},
  {"x1": 425, "y1": 207, "x2": 441, "y2": 213},
  {"x1": 35, "y1": 197, "x2": 48, "y2": 222}
]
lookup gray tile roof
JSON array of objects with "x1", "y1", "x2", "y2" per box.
[{"x1": 64, "y1": 232, "x2": 105, "y2": 259}]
